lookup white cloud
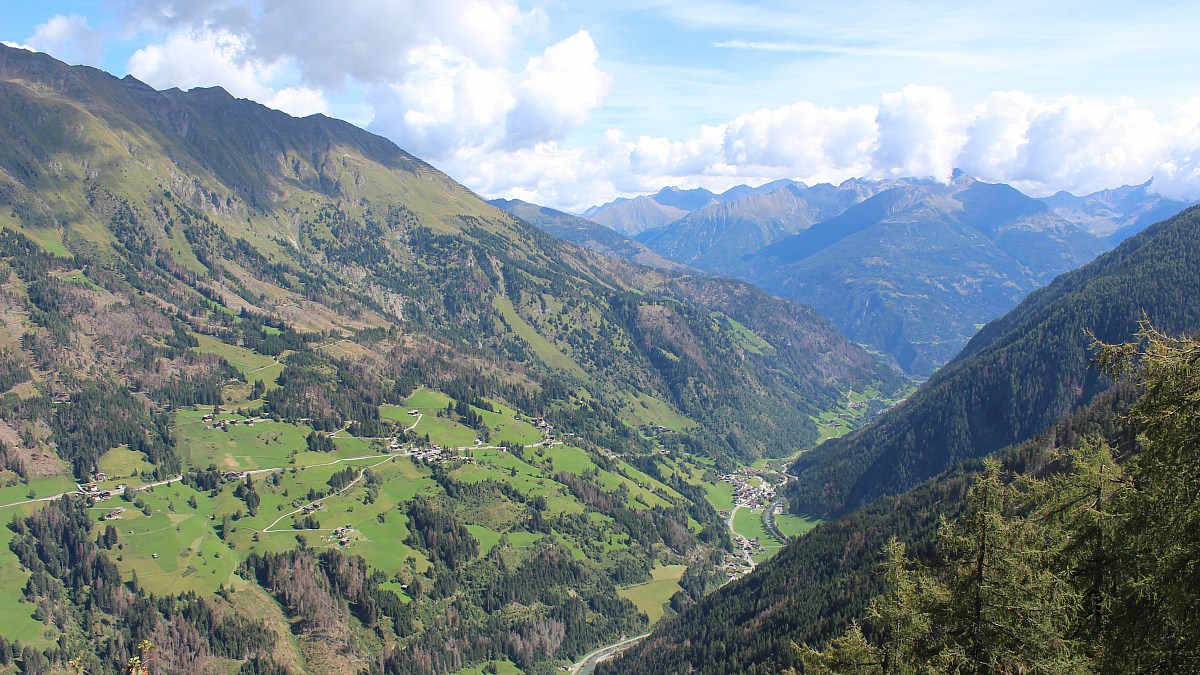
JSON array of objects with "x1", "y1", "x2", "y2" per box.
[
  {"x1": 366, "y1": 31, "x2": 609, "y2": 159},
  {"x1": 269, "y1": 87, "x2": 329, "y2": 118},
  {"x1": 958, "y1": 93, "x2": 1171, "y2": 196},
  {"x1": 126, "y1": 29, "x2": 328, "y2": 118},
  {"x1": 1, "y1": 41, "x2": 37, "y2": 52},
  {"x1": 505, "y1": 31, "x2": 611, "y2": 148},
  {"x1": 464, "y1": 87, "x2": 1200, "y2": 212},
  {"x1": 128, "y1": 29, "x2": 273, "y2": 100},
  {"x1": 121, "y1": 0, "x2": 543, "y2": 88},
  {"x1": 26, "y1": 14, "x2": 101, "y2": 65},
  {"x1": 1149, "y1": 97, "x2": 1200, "y2": 200},
  {"x1": 364, "y1": 43, "x2": 515, "y2": 159},
  {"x1": 873, "y1": 85, "x2": 964, "y2": 181},
  {"x1": 721, "y1": 101, "x2": 877, "y2": 180}
]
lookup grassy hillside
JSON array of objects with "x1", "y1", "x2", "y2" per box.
[{"x1": 0, "y1": 45, "x2": 904, "y2": 674}]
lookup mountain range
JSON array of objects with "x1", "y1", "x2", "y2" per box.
[
  {"x1": 1039, "y1": 180, "x2": 1197, "y2": 244},
  {"x1": 580, "y1": 173, "x2": 1192, "y2": 375},
  {"x1": 4, "y1": 41, "x2": 1199, "y2": 675}
]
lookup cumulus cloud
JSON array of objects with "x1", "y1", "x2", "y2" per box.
[
  {"x1": 505, "y1": 31, "x2": 611, "y2": 148},
  {"x1": 366, "y1": 31, "x2": 609, "y2": 159},
  {"x1": 26, "y1": 14, "x2": 101, "y2": 65},
  {"x1": 460, "y1": 87, "x2": 1200, "y2": 213},
  {"x1": 722, "y1": 101, "x2": 877, "y2": 180},
  {"x1": 239, "y1": 0, "x2": 540, "y2": 88},
  {"x1": 117, "y1": 1, "x2": 544, "y2": 89},
  {"x1": 128, "y1": 29, "x2": 274, "y2": 100},
  {"x1": 126, "y1": 28, "x2": 329, "y2": 117},
  {"x1": 118, "y1": 0, "x2": 602, "y2": 154},
  {"x1": 364, "y1": 43, "x2": 515, "y2": 159},
  {"x1": 269, "y1": 87, "x2": 329, "y2": 118},
  {"x1": 873, "y1": 85, "x2": 964, "y2": 181},
  {"x1": 957, "y1": 93, "x2": 1171, "y2": 196},
  {"x1": 1149, "y1": 97, "x2": 1200, "y2": 199}
]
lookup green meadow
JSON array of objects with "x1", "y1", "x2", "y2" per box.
[
  {"x1": 97, "y1": 446, "x2": 154, "y2": 481},
  {"x1": 618, "y1": 564, "x2": 687, "y2": 624},
  {"x1": 775, "y1": 513, "x2": 823, "y2": 538},
  {"x1": 492, "y1": 296, "x2": 588, "y2": 379},
  {"x1": 193, "y1": 333, "x2": 283, "y2": 388},
  {"x1": 0, "y1": 505, "x2": 53, "y2": 646}
]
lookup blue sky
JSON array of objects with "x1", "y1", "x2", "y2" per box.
[{"x1": 5, "y1": 1, "x2": 1200, "y2": 211}]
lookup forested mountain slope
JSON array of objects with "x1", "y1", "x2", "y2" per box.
[
  {"x1": 0, "y1": 44, "x2": 904, "y2": 674},
  {"x1": 604, "y1": 384, "x2": 1140, "y2": 675},
  {"x1": 801, "y1": 327, "x2": 1200, "y2": 674},
  {"x1": 789, "y1": 205, "x2": 1200, "y2": 516}
]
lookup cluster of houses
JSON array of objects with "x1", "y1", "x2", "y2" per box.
[
  {"x1": 712, "y1": 530, "x2": 766, "y2": 582},
  {"x1": 325, "y1": 525, "x2": 356, "y2": 547},
  {"x1": 532, "y1": 417, "x2": 560, "y2": 446},
  {"x1": 733, "y1": 532, "x2": 764, "y2": 558},
  {"x1": 101, "y1": 507, "x2": 125, "y2": 521},
  {"x1": 79, "y1": 481, "x2": 127, "y2": 501},
  {"x1": 716, "y1": 549, "x2": 757, "y2": 581},
  {"x1": 410, "y1": 445, "x2": 476, "y2": 465},
  {"x1": 202, "y1": 413, "x2": 267, "y2": 431},
  {"x1": 301, "y1": 501, "x2": 324, "y2": 515},
  {"x1": 223, "y1": 470, "x2": 248, "y2": 481},
  {"x1": 719, "y1": 470, "x2": 778, "y2": 510}
]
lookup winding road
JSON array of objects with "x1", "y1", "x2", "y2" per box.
[
  {"x1": 0, "y1": 474, "x2": 184, "y2": 511},
  {"x1": 569, "y1": 633, "x2": 651, "y2": 674}
]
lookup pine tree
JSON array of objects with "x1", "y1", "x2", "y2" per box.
[
  {"x1": 804, "y1": 462, "x2": 1092, "y2": 674},
  {"x1": 1093, "y1": 324, "x2": 1200, "y2": 672},
  {"x1": 927, "y1": 462, "x2": 1089, "y2": 674}
]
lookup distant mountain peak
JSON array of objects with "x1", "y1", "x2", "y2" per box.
[
  {"x1": 651, "y1": 185, "x2": 718, "y2": 211},
  {"x1": 1038, "y1": 179, "x2": 1198, "y2": 241}
]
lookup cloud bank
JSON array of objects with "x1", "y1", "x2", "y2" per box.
[{"x1": 458, "y1": 87, "x2": 1200, "y2": 212}]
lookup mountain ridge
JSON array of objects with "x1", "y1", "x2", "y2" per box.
[
  {"x1": 789, "y1": 203, "x2": 1200, "y2": 515},
  {"x1": 743, "y1": 174, "x2": 1111, "y2": 374},
  {"x1": 487, "y1": 197, "x2": 687, "y2": 271}
]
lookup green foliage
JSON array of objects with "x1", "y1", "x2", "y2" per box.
[
  {"x1": 792, "y1": 206, "x2": 1200, "y2": 516},
  {"x1": 800, "y1": 325, "x2": 1200, "y2": 674},
  {"x1": 0, "y1": 45, "x2": 910, "y2": 674},
  {"x1": 405, "y1": 497, "x2": 478, "y2": 570},
  {"x1": 606, "y1": 384, "x2": 1140, "y2": 675},
  {"x1": 50, "y1": 379, "x2": 180, "y2": 479},
  {"x1": 8, "y1": 495, "x2": 275, "y2": 672}
]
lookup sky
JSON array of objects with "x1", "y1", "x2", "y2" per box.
[{"x1": 4, "y1": 1, "x2": 1200, "y2": 212}]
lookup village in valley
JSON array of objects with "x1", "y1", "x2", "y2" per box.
[{"x1": 714, "y1": 468, "x2": 786, "y2": 581}]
